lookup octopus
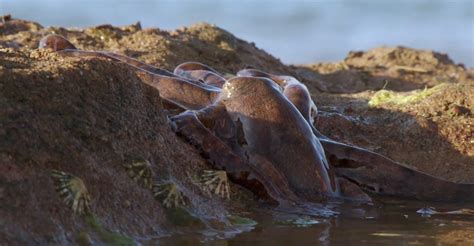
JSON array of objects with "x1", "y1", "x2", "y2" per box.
[{"x1": 41, "y1": 34, "x2": 474, "y2": 210}]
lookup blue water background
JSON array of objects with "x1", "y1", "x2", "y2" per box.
[{"x1": 2, "y1": 0, "x2": 473, "y2": 66}]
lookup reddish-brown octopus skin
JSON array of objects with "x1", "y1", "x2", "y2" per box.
[
  {"x1": 40, "y1": 34, "x2": 474, "y2": 203},
  {"x1": 282, "y1": 82, "x2": 313, "y2": 124},
  {"x1": 58, "y1": 52, "x2": 219, "y2": 110},
  {"x1": 38, "y1": 34, "x2": 77, "y2": 51},
  {"x1": 220, "y1": 77, "x2": 338, "y2": 199},
  {"x1": 321, "y1": 139, "x2": 474, "y2": 202},
  {"x1": 170, "y1": 105, "x2": 299, "y2": 205},
  {"x1": 176, "y1": 69, "x2": 226, "y2": 88},
  {"x1": 56, "y1": 49, "x2": 219, "y2": 106},
  {"x1": 174, "y1": 61, "x2": 222, "y2": 76},
  {"x1": 98, "y1": 51, "x2": 176, "y2": 77},
  {"x1": 237, "y1": 69, "x2": 318, "y2": 124},
  {"x1": 136, "y1": 71, "x2": 221, "y2": 110},
  {"x1": 236, "y1": 69, "x2": 286, "y2": 87},
  {"x1": 237, "y1": 70, "x2": 474, "y2": 202}
]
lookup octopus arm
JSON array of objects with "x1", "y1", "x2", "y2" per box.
[
  {"x1": 170, "y1": 110, "x2": 298, "y2": 204},
  {"x1": 137, "y1": 70, "x2": 220, "y2": 110},
  {"x1": 174, "y1": 61, "x2": 223, "y2": 76},
  {"x1": 321, "y1": 139, "x2": 474, "y2": 202}
]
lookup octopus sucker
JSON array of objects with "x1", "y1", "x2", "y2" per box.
[
  {"x1": 153, "y1": 182, "x2": 187, "y2": 208},
  {"x1": 194, "y1": 170, "x2": 231, "y2": 199},
  {"x1": 50, "y1": 170, "x2": 91, "y2": 215},
  {"x1": 124, "y1": 160, "x2": 154, "y2": 189}
]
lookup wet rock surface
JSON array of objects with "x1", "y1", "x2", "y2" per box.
[{"x1": 1, "y1": 16, "x2": 473, "y2": 244}]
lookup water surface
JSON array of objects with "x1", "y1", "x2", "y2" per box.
[{"x1": 155, "y1": 198, "x2": 474, "y2": 245}]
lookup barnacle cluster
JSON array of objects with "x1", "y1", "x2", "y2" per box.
[
  {"x1": 195, "y1": 170, "x2": 230, "y2": 199},
  {"x1": 124, "y1": 160, "x2": 154, "y2": 189},
  {"x1": 51, "y1": 170, "x2": 91, "y2": 215},
  {"x1": 153, "y1": 182, "x2": 187, "y2": 208}
]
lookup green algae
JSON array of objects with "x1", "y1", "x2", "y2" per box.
[
  {"x1": 276, "y1": 216, "x2": 323, "y2": 228},
  {"x1": 165, "y1": 207, "x2": 204, "y2": 227},
  {"x1": 75, "y1": 231, "x2": 93, "y2": 246},
  {"x1": 228, "y1": 215, "x2": 257, "y2": 226},
  {"x1": 84, "y1": 213, "x2": 135, "y2": 246},
  {"x1": 368, "y1": 83, "x2": 448, "y2": 107}
]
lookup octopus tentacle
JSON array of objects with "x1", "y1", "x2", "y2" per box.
[
  {"x1": 136, "y1": 70, "x2": 220, "y2": 110},
  {"x1": 321, "y1": 139, "x2": 474, "y2": 202},
  {"x1": 99, "y1": 51, "x2": 176, "y2": 77},
  {"x1": 57, "y1": 49, "x2": 219, "y2": 110},
  {"x1": 39, "y1": 34, "x2": 220, "y2": 110},
  {"x1": 176, "y1": 69, "x2": 226, "y2": 88},
  {"x1": 39, "y1": 34, "x2": 172, "y2": 76},
  {"x1": 237, "y1": 69, "x2": 286, "y2": 87},
  {"x1": 174, "y1": 61, "x2": 222, "y2": 76},
  {"x1": 170, "y1": 110, "x2": 299, "y2": 205}
]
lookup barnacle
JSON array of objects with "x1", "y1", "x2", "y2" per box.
[
  {"x1": 153, "y1": 182, "x2": 186, "y2": 208},
  {"x1": 124, "y1": 160, "x2": 154, "y2": 189},
  {"x1": 195, "y1": 170, "x2": 230, "y2": 199},
  {"x1": 51, "y1": 170, "x2": 91, "y2": 215}
]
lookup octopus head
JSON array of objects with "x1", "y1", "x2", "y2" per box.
[{"x1": 221, "y1": 77, "x2": 281, "y2": 101}]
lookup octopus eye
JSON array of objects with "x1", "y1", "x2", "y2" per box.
[
  {"x1": 124, "y1": 160, "x2": 154, "y2": 189},
  {"x1": 51, "y1": 170, "x2": 91, "y2": 215},
  {"x1": 152, "y1": 182, "x2": 187, "y2": 208}
]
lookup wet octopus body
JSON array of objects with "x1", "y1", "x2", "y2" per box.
[
  {"x1": 171, "y1": 77, "x2": 362, "y2": 204},
  {"x1": 39, "y1": 34, "x2": 474, "y2": 205},
  {"x1": 219, "y1": 77, "x2": 337, "y2": 198}
]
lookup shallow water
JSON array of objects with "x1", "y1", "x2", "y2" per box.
[{"x1": 154, "y1": 198, "x2": 474, "y2": 245}]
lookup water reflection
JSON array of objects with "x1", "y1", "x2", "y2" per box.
[{"x1": 152, "y1": 198, "x2": 474, "y2": 245}]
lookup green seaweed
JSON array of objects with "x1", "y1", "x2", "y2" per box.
[
  {"x1": 165, "y1": 207, "x2": 204, "y2": 227},
  {"x1": 75, "y1": 231, "x2": 92, "y2": 246},
  {"x1": 84, "y1": 213, "x2": 135, "y2": 246},
  {"x1": 228, "y1": 215, "x2": 257, "y2": 226},
  {"x1": 276, "y1": 216, "x2": 322, "y2": 228},
  {"x1": 368, "y1": 83, "x2": 447, "y2": 107}
]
